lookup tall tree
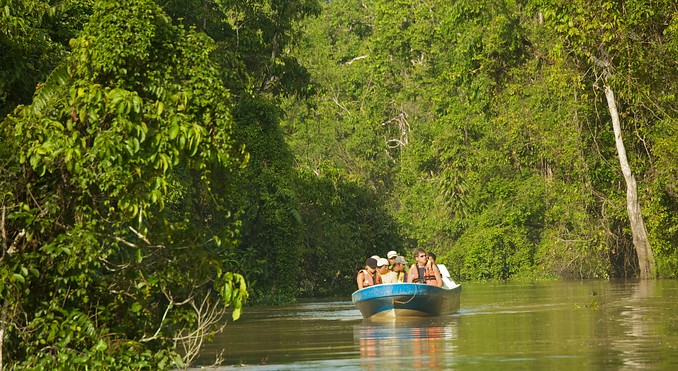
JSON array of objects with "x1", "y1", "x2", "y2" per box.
[
  {"x1": 0, "y1": 0, "x2": 247, "y2": 367},
  {"x1": 604, "y1": 84, "x2": 654, "y2": 278},
  {"x1": 288, "y1": 0, "x2": 678, "y2": 280},
  {"x1": 535, "y1": 0, "x2": 678, "y2": 278},
  {"x1": 159, "y1": 0, "x2": 323, "y2": 302}
]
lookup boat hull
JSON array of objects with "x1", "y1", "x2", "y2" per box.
[{"x1": 351, "y1": 283, "x2": 461, "y2": 319}]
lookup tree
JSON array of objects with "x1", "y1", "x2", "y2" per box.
[
  {"x1": 0, "y1": 0, "x2": 90, "y2": 118},
  {"x1": 159, "y1": 0, "x2": 322, "y2": 303},
  {"x1": 603, "y1": 84, "x2": 654, "y2": 278},
  {"x1": 0, "y1": 0, "x2": 247, "y2": 367},
  {"x1": 534, "y1": 0, "x2": 678, "y2": 278},
  {"x1": 287, "y1": 0, "x2": 678, "y2": 281}
]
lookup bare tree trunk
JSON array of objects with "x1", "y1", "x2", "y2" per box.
[
  {"x1": 0, "y1": 300, "x2": 6, "y2": 371},
  {"x1": 1, "y1": 205, "x2": 7, "y2": 370},
  {"x1": 604, "y1": 85, "x2": 655, "y2": 279},
  {"x1": 0, "y1": 205, "x2": 9, "y2": 371}
]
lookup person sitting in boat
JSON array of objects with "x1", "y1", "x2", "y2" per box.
[
  {"x1": 425, "y1": 251, "x2": 443, "y2": 287},
  {"x1": 377, "y1": 257, "x2": 397, "y2": 283},
  {"x1": 357, "y1": 257, "x2": 381, "y2": 289},
  {"x1": 407, "y1": 248, "x2": 442, "y2": 287},
  {"x1": 386, "y1": 250, "x2": 398, "y2": 269},
  {"x1": 393, "y1": 256, "x2": 408, "y2": 283}
]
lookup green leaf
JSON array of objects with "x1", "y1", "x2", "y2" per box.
[
  {"x1": 221, "y1": 283, "x2": 232, "y2": 303},
  {"x1": 173, "y1": 354, "x2": 185, "y2": 368},
  {"x1": 169, "y1": 124, "x2": 179, "y2": 140},
  {"x1": 93, "y1": 339, "x2": 108, "y2": 352},
  {"x1": 131, "y1": 302, "x2": 142, "y2": 313},
  {"x1": 232, "y1": 307, "x2": 242, "y2": 321}
]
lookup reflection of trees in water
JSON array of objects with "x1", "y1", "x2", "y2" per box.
[
  {"x1": 613, "y1": 280, "x2": 655, "y2": 370},
  {"x1": 354, "y1": 317, "x2": 459, "y2": 369}
]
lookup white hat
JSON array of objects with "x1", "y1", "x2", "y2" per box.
[
  {"x1": 371, "y1": 255, "x2": 380, "y2": 260},
  {"x1": 387, "y1": 251, "x2": 398, "y2": 259},
  {"x1": 377, "y1": 258, "x2": 389, "y2": 267}
]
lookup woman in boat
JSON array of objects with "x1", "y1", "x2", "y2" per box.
[
  {"x1": 407, "y1": 248, "x2": 442, "y2": 287},
  {"x1": 357, "y1": 257, "x2": 381, "y2": 289}
]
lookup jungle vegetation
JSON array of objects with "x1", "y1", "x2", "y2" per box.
[{"x1": 1, "y1": 0, "x2": 676, "y2": 368}]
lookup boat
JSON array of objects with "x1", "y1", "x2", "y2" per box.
[{"x1": 352, "y1": 265, "x2": 461, "y2": 319}]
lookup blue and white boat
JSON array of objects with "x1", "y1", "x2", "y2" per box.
[{"x1": 351, "y1": 265, "x2": 461, "y2": 319}]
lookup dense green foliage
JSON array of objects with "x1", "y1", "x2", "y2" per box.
[
  {"x1": 1, "y1": 0, "x2": 676, "y2": 368},
  {"x1": 285, "y1": 0, "x2": 677, "y2": 281},
  {"x1": 159, "y1": 0, "x2": 324, "y2": 303},
  {"x1": 0, "y1": 0, "x2": 91, "y2": 118},
  {"x1": 0, "y1": 0, "x2": 250, "y2": 368}
]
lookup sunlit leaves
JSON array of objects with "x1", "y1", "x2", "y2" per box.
[
  {"x1": 0, "y1": 0, "x2": 74, "y2": 117},
  {"x1": 286, "y1": 0, "x2": 677, "y2": 282},
  {"x1": 217, "y1": 271, "x2": 248, "y2": 320},
  {"x1": 0, "y1": 0, "x2": 247, "y2": 368}
]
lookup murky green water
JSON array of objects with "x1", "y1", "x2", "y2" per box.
[{"x1": 195, "y1": 280, "x2": 678, "y2": 369}]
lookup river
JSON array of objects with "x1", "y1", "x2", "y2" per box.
[{"x1": 194, "y1": 280, "x2": 678, "y2": 369}]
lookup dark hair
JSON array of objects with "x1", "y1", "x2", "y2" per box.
[
  {"x1": 427, "y1": 251, "x2": 437, "y2": 261},
  {"x1": 413, "y1": 247, "x2": 426, "y2": 257}
]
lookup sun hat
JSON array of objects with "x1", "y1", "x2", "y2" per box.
[
  {"x1": 387, "y1": 251, "x2": 398, "y2": 259},
  {"x1": 394, "y1": 256, "x2": 407, "y2": 264},
  {"x1": 370, "y1": 255, "x2": 380, "y2": 260},
  {"x1": 377, "y1": 258, "x2": 389, "y2": 267}
]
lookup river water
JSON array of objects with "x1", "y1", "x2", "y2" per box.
[{"x1": 194, "y1": 280, "x2": 678, "y2": 369}]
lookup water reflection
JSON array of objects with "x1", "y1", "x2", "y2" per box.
[
  {"x1": 354, "y1": 316, "x2": 459, "y2": 369},
  {"x1": 613, "y1": 280, "x2": 657, "y2": 370},
  {"x1": 194, "y1": 281, "x2": 678, "y2": 370}
]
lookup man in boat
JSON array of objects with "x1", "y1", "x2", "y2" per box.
[
  {"x1": 393, "y1": 256, "x2": 408, "y2": 283},
  {"x1": 357, "y1": 257, "x2": 381, "y2": 289},
  {"x1": 377, "y1": 257, "x2": 397, "y2": 283},
  {"x1": 386, "y1": 250, "x2": 398, "y2": 269},
  {"x1": 407, "y1": 248, "x2": 443, "y2": 287}
]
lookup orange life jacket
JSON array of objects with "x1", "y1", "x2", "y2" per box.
[
  {"x1": 408, "y1": 264, "x2": 439, "y2": 286},
  {"x1": 359, "y1": 269, "x2": 380, "y2": 287},
  {"x1": 425, "y1": 266, "x2": 441, "y2": 286}
]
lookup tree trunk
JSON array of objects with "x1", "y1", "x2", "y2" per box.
[
  {"x1": 1, "y1": 205, "x2": 7, "y2": 370},
  {"x1": 0, "y1": 300, "x2": 6, "y2": 371},
  {"x1": 604, "y1": 85, "x2": 655, "y2": 279}
]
